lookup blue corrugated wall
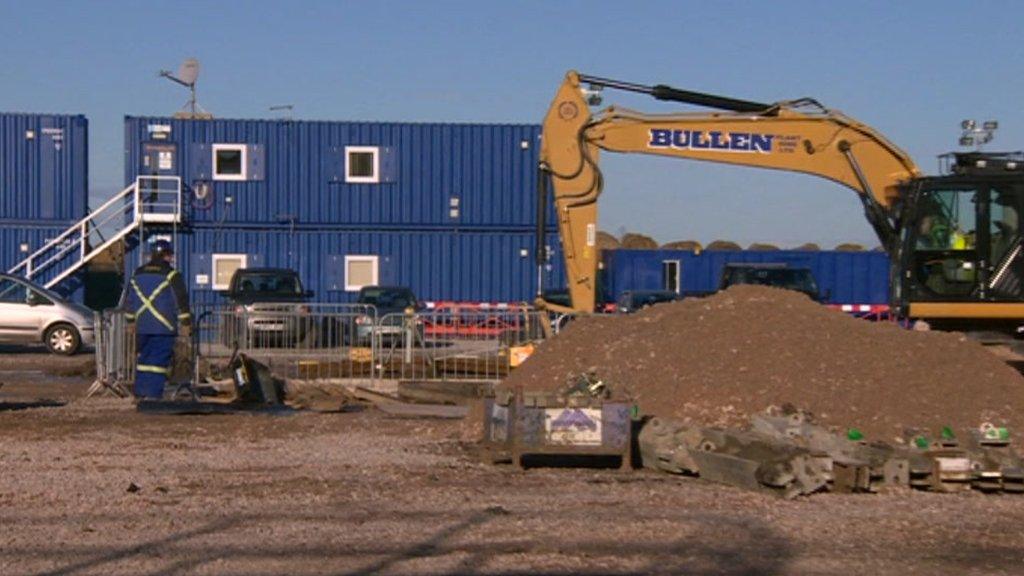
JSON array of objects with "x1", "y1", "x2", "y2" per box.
[
  {"x1": 127, "y1": 228, "x2": 565, "y2": 307},
  {"x1": 0, "y1": 113, "x2": 88, "y2": 222},
  {"x1": 121, "y1": 116, "x2": 562, "y2": 304},
  {"x1": 124, "y1": 117, "x2": 552, "y2": 229},
  {"x1": 1, "y1": 113, "x2": 88, "y2": 302},
  {"x1": 0, "y1": 223, "x2": 86, "y2": 301},
  {"x1": 602, "y1": 249, "x2": 890, "y2": 305}
]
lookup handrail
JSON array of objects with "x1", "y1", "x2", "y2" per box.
[
  {"x1": 8, "y1": 182, "x2": 137, "y2": 276},
  {"x1": 8, "y1": 176, "x2": 182, "y2": 287}
]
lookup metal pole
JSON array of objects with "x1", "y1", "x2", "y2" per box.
[{"x1": 535, "y1": 165, "x2": 549, "y2": 298}]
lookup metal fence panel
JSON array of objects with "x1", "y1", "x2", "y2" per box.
[
  {"x1": 93, "y1": 303, "x2": 554, "y2": 397},
  {"x1": 193, "y1": 304, "x2": 380, "y2": 387},
  {"x1": 376, "y1": 307, "x2": 548, "y2": 383},
  {"x1": 89, "y1": 310, "x2": 135, "y2": 397}
]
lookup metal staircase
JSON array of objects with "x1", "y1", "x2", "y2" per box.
[{"x1": 8, "y1": 176, "x2": 182, "y2": 289}]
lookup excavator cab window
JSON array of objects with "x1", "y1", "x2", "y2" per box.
[
  {"x1": 907, "y1": 186, "x2": 980, "y2": 299},
  {"x1": 986, "y1": 183, "x2": 1024, "y2": 299},
  {"x1": 918, "y1": 189, "x2": 977, "y2": 250},
  {"x1": 906, "y1": 181, "x2": 1024, "y2": 301}
]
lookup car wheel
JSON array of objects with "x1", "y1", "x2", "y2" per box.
[{"x1": 45, "y1": 323, "x2": 81, "y2": 356}]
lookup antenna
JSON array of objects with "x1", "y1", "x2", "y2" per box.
[
  {"x1": 159, "y1": 58, "x2": 208, "y2": 118},
  {"x1": 269, "y1": 104, "x2": 294, "y2": 120}
]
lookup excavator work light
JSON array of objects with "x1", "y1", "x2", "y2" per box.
[{"x1": 959, "y1": 118, "x2": 998, "y2": 150}]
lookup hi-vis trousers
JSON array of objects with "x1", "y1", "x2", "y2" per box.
[{"x1": 135, "y1": 333, "x2": 176, "y2": 399}]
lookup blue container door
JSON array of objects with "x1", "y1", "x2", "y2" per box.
[{"x1": 141, "y1": 142, "x2": 178, "y2": 176}]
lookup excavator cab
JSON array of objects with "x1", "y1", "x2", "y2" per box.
[{"x1": 898, "y1": 152, "x2": 1024, "y2": 328}]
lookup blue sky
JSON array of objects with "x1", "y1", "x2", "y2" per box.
[{"x1": 2, "y1": 0, "x2": 1021, "y2": 247}]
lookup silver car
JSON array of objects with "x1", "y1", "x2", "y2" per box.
[{"x1": 0, "y1": 273, "x2": 95, "y2": 355}]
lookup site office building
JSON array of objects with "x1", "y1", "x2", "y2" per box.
[
  {"x1": 0, "y1": 113, "x2": 89, "y2": 299},
  {"x1": 124, "y1": 116, "x2": 564, "y2": 306}
]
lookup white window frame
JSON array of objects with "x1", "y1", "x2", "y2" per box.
[
  {"x1": 212, "y1": 144, "x2": 248, "y2": 181},
  {"x1": 345, "y1": 146, "x2": 380, "y2": 184},
  {"x1": 212, "y1": 253, "x2": 248, "y2": 291},
  {"x1": 344, "y1": 255, "x2": 379, "y2": 291},
  {"x1": 662, "y1": 260, "x2": 681, "y2": 294}
]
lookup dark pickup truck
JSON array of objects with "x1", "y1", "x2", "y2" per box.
[
  {"x1": 615, "y1": 290, "x2": 682, "y2": 314},
  {"x1": 222, "y1": 268, "x2": 313, "y2": 347}
]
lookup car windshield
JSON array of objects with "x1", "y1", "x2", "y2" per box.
[
  {"x1": 726, "y1": 268, "x2": 818, "y2": 294},
  {"x1": 235, "y1": 273, "x2": 302, "y2": 295},
  {"x1": 359, "y1": 288, "x2": 415, "y2": 308},
  {"x1": 0, "y1": 276, "x2": 62, "y2": 304}
]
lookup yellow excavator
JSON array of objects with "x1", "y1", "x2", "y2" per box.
[{"x1": 537, "y1": 70, "x2": 1024, "y2": 336}]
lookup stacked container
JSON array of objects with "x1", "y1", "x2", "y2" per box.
[
  {"x1": 0, "y1": 113, "x2": 89, "y2": 298},
  {"x1": 123, "y1": 116, "x2": 564, "y2": 306}
]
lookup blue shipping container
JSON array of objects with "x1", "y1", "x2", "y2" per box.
[
  {"x1": 602, "y1": 249, "x2": 890, "y2": 305},
  {"x1": 1, "y1": 223, "x2": 86, "y2": 301},
  {"x1": 123, "y1": 116, "x2": 552, "y2": 230},
  {"x1": 0, "y1": 113, "x2": 89, "y2": 222},
  {"x1": 127, "y1": 227, "x2": 566, "y2": 308}
]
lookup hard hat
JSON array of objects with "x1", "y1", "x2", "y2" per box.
[{"x1": 151, "y1": 239, "x2": 174, "y2": 257}]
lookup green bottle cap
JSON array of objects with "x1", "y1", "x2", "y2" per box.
[
  {"x1": 941, "y1": 426, "x2": 955, "y2": 440},
  {"x1": 914, "y1": 436, "x2": 930, "y2": 449},
  {"x1": 847, "y1": 428, "x2": 864, "y2": 441}
]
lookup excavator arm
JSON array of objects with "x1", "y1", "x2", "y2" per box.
[{"x1": 540, "y1": 71, "x2": 922, "y2": 313}]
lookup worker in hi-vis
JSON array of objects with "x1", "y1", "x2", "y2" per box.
[{"x1": 120, "y1": 239, "x2": 191, "y2": 399}]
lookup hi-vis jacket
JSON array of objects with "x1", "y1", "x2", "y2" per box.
[{"x1": 121, "y1": 261, "x2": 191, "y2": 335}]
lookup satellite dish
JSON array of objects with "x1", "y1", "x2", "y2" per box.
[
  {"x1": 158, "y1": 57, "x2": 209, "y2": 118},
  {"x1": 177, "y1": 58, "x2": 200, "y2": 86}
]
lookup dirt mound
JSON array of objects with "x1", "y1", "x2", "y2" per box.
[
  {"x1": 660, "y1": 240, "x2": 703, "y2": 252},
  {"x1": 705, "y1": 240, "x2": 742, "y2": 251},
  {"x1": 620, "y1": 233, "x2": 658, "y2": 249},
  {"x1": 596, "y1": 231, "x2": 621, "y2": 250},
  {"x1": 835, "y1": 243, "x2": 866, "y2": 251},
  {"x1": 508, "y1": 285, "x2": 1024, "y2": 441}
]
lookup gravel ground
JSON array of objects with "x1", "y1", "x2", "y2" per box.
[{"x1": 3, "y1": 353, "x2": 1024, "y2": 575}]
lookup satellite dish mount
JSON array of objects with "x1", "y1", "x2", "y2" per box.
[{"x1": 159, "y1": 58, "x2": 209, "y2": 118}]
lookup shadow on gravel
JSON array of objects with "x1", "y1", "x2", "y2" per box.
[
  {"x1": 0, "y1": 400, "x2": 66, "y2": 412},
  {"x1": 0, "y1": 345, "x2": 91, "y2": 356},
  {"x1": 638, "y1": 514, "x2": 794, "y2": 576},
  {"x1": 335, "y1": 507, "x2": 506, "y2": 576},
  {"x1": 31, "y1": 517, "x2": 241, "y2": 576},
  {"x1": 340, "y1": 508, "x2": 796, "y2": 576},
  {"x1": 21, "y1": 507, "x2": 797, "y2": 576}
]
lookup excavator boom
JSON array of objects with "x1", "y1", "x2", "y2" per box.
[{"x1": 540, "y1": 71, "x2": 921, "y2": 314}]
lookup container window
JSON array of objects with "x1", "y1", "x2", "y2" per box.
[
  {"x1": 212, "y1": 253, "x2": 248, "y2": 290},
  {"x1": 345, "y1": 255, "x2": 379, "y2": 291},
  {"x1": 345, "y1": 146, "x2": 379, "y2": 183},
  {"x1": 212, "y1": 144, "x2": 248, "y2": 181}
]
